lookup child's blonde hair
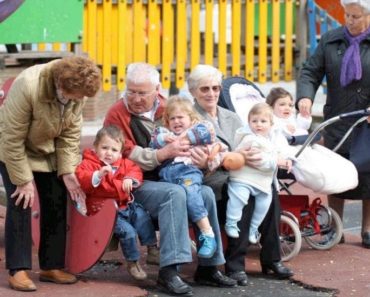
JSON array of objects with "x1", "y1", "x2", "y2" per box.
[
  {"x1": 248, "y1": 102, "x2": 274, "y2": 124},
  {"x1": 93, "y1": 125, "x2": 125, "y2": 152},
  {"x1": 163, "y1": 95, "x2": 201, "y2": 128}
]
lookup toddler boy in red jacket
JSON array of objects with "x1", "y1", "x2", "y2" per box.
[{"x1": 76, "y1": 125, "x2": 159, "y2": 280}]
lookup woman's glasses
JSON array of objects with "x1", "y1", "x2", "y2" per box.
[{"x1": 199, "y1": 85, "x2": 221, "y2": 93}]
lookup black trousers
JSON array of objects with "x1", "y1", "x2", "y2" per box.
[
  {"x1": 209, "y1": 177, "x2": 281, "y2": 274},
  {"x1": 0, "y1": 162, "x2": 67, "y2": 271}
]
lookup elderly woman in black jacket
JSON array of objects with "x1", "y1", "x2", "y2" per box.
[{"x1": 297, "y1": 0, "x2": 370, "y2": 248}]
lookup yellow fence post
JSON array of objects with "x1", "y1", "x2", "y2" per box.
[
  {"x1": 117, "y1": 0, "x2": 127, "y2": 91},
  {"x1": 87, "y1": 0, "x2": 97, "y2": 61},
  {"x1": 258, "y1": 0, "x2": 268, "y2": 83},
  {"x1": 133, "y1": 1, "x2": 146, "y2": 62},
  {"x1": 204, "y1": 0, "x2": 214, "y2": 65},
  {"x1": 102, "y1": 0, "x2": 112, "y2": 91},
  {"x1": 148, "y1": 0, "x2": 161, "y2": 65},
  {"x1": 161, "y1": 0, "x2": 173, "y2": 89},
  {"x1": 96, "y1": 3, "x2": 103, "y2": 65},
  {"x1": 245, "y1": 0, "x2": 255, "y2": 81},
  {"x1": 218, "y1": 0, "x2": 227, "y2": 75},
  {"x1": 176, "y1": 0, "x2": 187, "y2": 89},
  {"x1": 271, "y1": 0, "x2": 281, "y2": 82},
  {"x1": 190, "y1": 0, "x2": 200, "y2": 70},
  {"x1": 231, "y1": 0, "x2": 241, "y2": 76},
  {"x1": 285, "y1": 0, "x2": 293, "y2": 81}
]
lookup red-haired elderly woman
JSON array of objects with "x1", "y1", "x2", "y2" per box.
[
  {"x1": 297, "y1": 0, "x2": 370, "y2": 248},
  {"x1": 0, "y1": 56, "x2": 101, "y2": 291}
]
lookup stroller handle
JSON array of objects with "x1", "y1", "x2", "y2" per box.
[
  {"x1": 339, "y1": 108, "x2": 370, "y2": 119},
  {"x1": 294, "y1": 107, "x2": 370, "y2": 158}
]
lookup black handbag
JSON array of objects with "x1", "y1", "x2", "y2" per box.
[{"x1": 350, "y1": 121, "x2": 370, "y2": 174}]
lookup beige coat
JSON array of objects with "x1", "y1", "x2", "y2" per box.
[{"x1": 0, "y1": 61, "x2": 85, "y2": 185}]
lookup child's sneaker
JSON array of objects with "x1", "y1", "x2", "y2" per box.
[
  {"x1": 146, "y1": 245, "x2": 160, "y2": 265},
  {"x1": 197, "y1": 234, "x2": 217, "y2": 258},
  {"x1": 248, "y1": 229, "x2": 261, "y2": 244},
  {"x1": 127, "y1": 261, "x2": 147, "y2": 280},
  {"x1": 225, "y1": 223, "x2": 240, "y2": 238}
]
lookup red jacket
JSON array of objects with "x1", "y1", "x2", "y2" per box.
[
  {"x1": 76, "y1": 149, "x2": 143, "y2": 214},
  {"x1": 104, "y1": 95, "x2": 166, "y2": 157}
]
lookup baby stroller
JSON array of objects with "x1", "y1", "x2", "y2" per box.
[{"x1": 218, "y1": 76, "x2": 360, "y2": 262}]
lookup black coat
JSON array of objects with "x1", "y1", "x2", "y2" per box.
[{"x1": 297, "y1": 26, "x2": 370, "y2": 155}]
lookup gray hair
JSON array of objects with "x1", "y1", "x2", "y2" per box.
[
  {"x1": 187, "y1": 64, "x2": 223, "y2": 91},
  {"x1": 126, "y1": 62, "x2": 160, "y2": 86},
  {"x1": 341, "y1": 0, "x2": 370, "y2": 13}
]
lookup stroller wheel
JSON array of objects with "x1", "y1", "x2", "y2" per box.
[
  {"x1": 279, "y1": 214, "x2": 302, "y2": 262},
  {"x1": 304, "y1": 206, "x2": 343, "y2": 250}
]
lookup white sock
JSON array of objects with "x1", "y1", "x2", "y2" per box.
[{"x1": 201, "y1": 227, "x2": 214, "y2": 237}]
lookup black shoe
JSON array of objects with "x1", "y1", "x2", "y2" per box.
[
  {"x1": 157, "y1": 273, "x2": 193, "y2": 296},
  {"x1": 227, "y1": 271, "x2": 248, "y2": 286},
  {"x1": 194, "y1": 267, "x2": 237, "y2": 287},
  {"x1": 261, "y1": 261, "x2": 293, "y2": 279},
  {"x1": 362, "y1": 232, "x2": 370, "y2": 249}
]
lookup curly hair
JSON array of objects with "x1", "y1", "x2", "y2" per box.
[
  {"x1": 162, "y1": 95, "x2": 201, "y2": 128},
  {"x1": 52, "y1": 56, "x2": 101, "y2": 97}
]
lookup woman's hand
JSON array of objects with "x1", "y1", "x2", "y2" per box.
[
  {"x1": 11, "y1": 181, "x2": 35, "y2": 209},
  {"x1": 123, "y1": 178, "x2": 133, "y2": 194},
  {"x1": 297, "y1": 98, "x2": 313, "y2": 117},
  {"x1": 156, "y1": 137, "x2": 191, "y2": 162},
  {"x1": 62, "y1": 173, "x2": 86, "y2": 202},
  {"x1": 190, "y1": 146, "x2": 209, "y2": 169},
  {"x1": 238, "y1": 146, "x2": 263, "y2": 169}
]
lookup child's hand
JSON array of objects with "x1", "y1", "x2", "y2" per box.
[
  {"x1": 278, "y1": 158, "x2": 293, "y2": 173},
  {"x1": 286, "y1": 124, "x2": 296, "y2": 134},
  {"x1": 164, "y1": 134, "x2": 177, "y2": 143},
  {"x1": 123, "y1": 179, "x2": 133, "y2": 194},
  {"x1": 98, "y1": 165, "x2": 112, "y2": 179}
]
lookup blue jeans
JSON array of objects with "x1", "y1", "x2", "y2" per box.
[
  {"x1": 114, "y1": 202, "x2": 157, "y2": 262},
  {"x1": 159, "y1": 162, "x2": 208, "y2": 222},
  {"x1": 134, "y1": 180, "x2": 225, "y2": 268}
]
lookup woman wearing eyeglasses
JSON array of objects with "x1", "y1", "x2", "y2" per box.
[{"x1": 188, "y1": 64, "x2": 293, "y2": 286}]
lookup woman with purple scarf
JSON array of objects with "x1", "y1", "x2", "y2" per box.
[{"x1": 296, "y1": 0, "x2": 370, "y2": 248}]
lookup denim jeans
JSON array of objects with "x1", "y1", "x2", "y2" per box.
[
  {"x1": 159, "y1": 162, "x2": 208, "y2": 222},
  {"x1": 134, "y1": 180, "x2": 225, "y2": 268},
  {"x1": 114, "y1": 202, "x2": 157, "y2": 262}
]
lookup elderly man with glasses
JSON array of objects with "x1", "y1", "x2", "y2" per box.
[{"x1": 104, "y1": 62, "x2": 236, "y2": 296}]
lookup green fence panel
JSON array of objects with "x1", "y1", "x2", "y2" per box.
[{"x1": 0, "y1": 0, "x2": 83, "y2": 44}]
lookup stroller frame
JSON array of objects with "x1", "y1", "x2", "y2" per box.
[{"x1": 278, "y1": 108, "x2": 370, "y2": 261}]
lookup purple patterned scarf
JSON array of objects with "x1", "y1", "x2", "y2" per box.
[{"x1": 340, "y1": 26, "x2": 370, "y2": 87}]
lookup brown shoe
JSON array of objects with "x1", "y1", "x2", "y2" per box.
[
  {"x1": 39, "y1": 269, "x2": 77, "y2": 284},
  {"x1": 127, "y1": 261, "x2": 147, "y2": 280},
  {"x1": 146, "y1": 245, "x2": 160, "y2": 265},
  {"x1": 9, "y1": 270, "x2": 37, "y2": 291}
]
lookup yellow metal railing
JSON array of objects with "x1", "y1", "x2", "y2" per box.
[{"x1": 37, "y1": 0, "x2": 296, "y2": 92}]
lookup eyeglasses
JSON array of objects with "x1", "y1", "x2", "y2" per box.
[
  {"x1": 125, "y1": 89, "x2": 156, "y2": 98},
  {"x1": 198, "y1": 85, "x2": 221, "y2": 93}
]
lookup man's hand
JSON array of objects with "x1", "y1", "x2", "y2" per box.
[
  {"x1": 297, "y1": 98, "x2": 313, "y2": 117},
  {"x1": 11, "y1": 181, "x2": 35, "y2": 209},
  {"x1": 62, "y1": 173, "x2": 86, "y2": 202},
  {"x1": 156, "y1": 137, "x2": 191, "y2": 162},
  {"x1": 123, "y1": 179, "x2": 133, "y2": 194}
]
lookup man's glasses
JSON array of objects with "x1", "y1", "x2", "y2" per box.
[
  {"x1": 199, "y1": 85, "x2": 221, "y2": 93},
  {"x1": 125, "y1": 89, "x2": 156, "y2": 98}
]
